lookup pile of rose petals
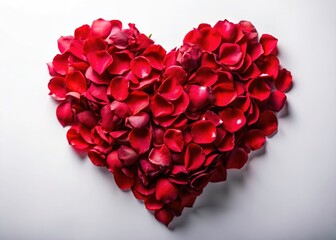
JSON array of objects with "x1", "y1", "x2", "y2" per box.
[{"x1": 48, "y1": 18, "x2": 292, "y2": 226}]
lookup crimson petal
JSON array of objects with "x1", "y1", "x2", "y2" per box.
[
  {"x1": 219, "y1": 108, "x2": 246, "y2": 132},
  {"x1": 154, "y1": 208, "x2": 174, "y2": 226},
  {"x1": 158, "y1": 78, "x2": 183, "y2": 101},
  {"x1": 150, "y1": 93, "x2": 174, "y2": 117},
  {"x1": 126, "y1": 91, "x2": 149, "y2": 115},
  {"x1": 275, "y1": 68, "x2": 293, "y2": 92},
  {"x1": 244, "y1": 129, "x2": 266, "y2": 150},
  {"x1": 109, "y1": 76, "x2": 129, "y2": 101},
  {"x1": 65, "y1": 70, "x2": 87, "y2": 94},
  {"x1": 248, "y1": 78, "x2": 271, "y2": 101},
  {"x1": 226, "y1": 148, "x2": 248, "y2": 169},
  {"x1": 257, "y1": 110, "x2": 278, "y2": 136},
  {"x1": 87, "y1": 50, "x2": 113, "y2": 75},
  {"x1": 155, "y1": 178, "x2": 178, "y2": 203},
  {"x1": 212, "y1": 82, "x2": 237, "y2": 106},
  {"x1": 130, "y1": 56, "x2": 152, "y2": 78},
  {"x1": 148, "y1": 145, "x2": 171, "y2": 166},
  {"x1": 56, "y1": 101, "x2": 74, "y2": 127},
  {"x1": 267, "y1": 90, "x2": 287, "y2": 112},
  {"x1": 191, "y1": 120, "x2": 216, "y2": 144},
  {"x1": 219, "y1": 43, "x2": 243, "y2": 66},
  {"x1": 184, "y1": 143, "x2": 206, "y2": 171},
  {"x1": 163, "y1": 129, "x2": 184, "y2": 152},
  {"x1": 117, "y1": 145, "x2": 138, "y2": 166},
  {"x1": 260, "y1": 34, "x2": 278, "y2": 55},
  {"x1": 129, "y1": 128, "x2": 151, "y2": 154}
]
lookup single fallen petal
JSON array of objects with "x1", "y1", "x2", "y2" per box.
[
  {"x1": 56, "y1": 101, "x2": 74, "y2": 127},
  {"x1": 148, "y1": 145, "x2": 171, "y2": 166},
  {"x1": 129, "y1": 127, "x2": 151, "y2": 154},
  {"x1": 219, "y1": 107, "x2": 246, "y2": 132},
  {"x1": 108, "y1": 51, "x2": 131, "y2": 75},
  {"x1": 248, "y1": 78, "x2": 271, "y2": 101},
  {"x1": 109, "y1": 76, "x2": 129, "y2": 101},
  {"x1": 117, "y1": 145, "x2": 139, "y2": 166},
  {"x1": 197, "y1": 27, "x2": 222, "y2": 52},
  {"x1": 87, "y1": 50, "x2": 113, "y2": 75},
  {"x1": 57, "y1": 36, "x2": 74, "y2": 54},
  {"x1": 150, "y1": 93, "x2": 174, "y2": 117},
  {"x1": 212, "y1": 82, "x2": 237, "y2": 106},
  {"x1": 186, "y1": 85, "x2": 212, "y2": 112},
  {"x1": 88, "y1": 149, "x2": 106, "y2": 167},
  {"x1": 127, "y1": 112, "x2": 150, "y2": 128},
  {"x1": 126, "y1": 91, "x2": 149, "y2": 115},
  {"x1": 154, "y1": 208, "x2": 174, "y2": 226},
  {"x1": 257, "y1": 110, "x2": 278, "y2": 136},
  {"x1": 90, "y1": 18, "x2": 112, "y2": 38},
  {"x1": 191, "y1": 120, "x2": 217, "y2": 144},
  {"x1": 244, "y1": 129, "x2": 266, "y2": 150},
  {"x1": 48, "y1": 77, "x2": 67, "y2": 99},
  {"x1": 260, "y1": 34, "x2": 278, "y2": 55},
  {"x1": 267, "y1": 90, "x2": 287, "y2": 112},
  {"x1": 65, "y1": 71, "x2": 87, "y2": 94},
  {"x1": 226, "y1": 148, "x2": 248, "y2": 169},
  {"x1": 219, "y1": 43, "x2": 243, "y2": 66},
  {"x1": 275, "y1": 68, "x2": 293, "y2": 92},
  {"x1": 158, "y1": 78, "x2": 183, "y2": 101},
  {"x1": 130, "y1": 56, "x2": 152, "y2": 78},
  {"x1": 155, "y1": 178, "x2": 178, "y2": 203},
  {"x1": 184, "y1": 143, "x2": 206, "y2": 171},
  {"x1": 163, "y1": 129, "x2": 184, "y2": 152}
]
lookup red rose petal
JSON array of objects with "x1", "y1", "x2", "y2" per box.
[
  {"x1": 201, "y1": 110, "x2": 222, "y2": 126},
  {"x1": 219, "y1": 108, "x2": 246, "y2": 132},
  {"x1": 219, "y1": 43, "x2": 243, "y2": 66},
  {"x1": 248, "y1": 78, "x2": 271, "y2": 101},
  {"x1": 184, "y1": 143, "x2": 206, "y2": 171},
  {"x1": 148, "y1": 145, "x2": 171, "y2": 167},
  {"x1": 150, "y1": 93, "x2": 174, "y2": 117},
  {"x1": 64, "y1": 70, "x2": 87, "y2": 94},
  {"x1": 48, "y1": 77, "x2": 67, "y2": 99},
  {"x1": 88, "y1": 149, "x2": 106, "y2": 167},
  {"x1": 212, "y1": 82, "x2": 237, "y2": 106},
  {"x1": 117, "y1": 145, "x2": 138, "y2": 166},
  {"x1": 129, "y1": 127, "x2": 151, "y2": 154},
  {"x1": 83, "y1": 37, "x2": 107, "y2": 55},
  {"x1": 171, "y1": 91, "x2": 189, "y2": 116},
  {"x1": 191, "y1": 120, "x2": 217, "y2": 144},
  {"x1": 113, "y1": 169, "x2": 134, "y2": 191},
  {"x1": 268, "y1": 90, "x2": 287, "y2": 112},
  {"x1": 77, "y1": 111, "x2": 98, "y2": 128},
  {"x1": 90, "y1": 18, "x2": 112, "y2": 38},
  {"x1": 143, "y1": 44, "x2": 166, "y2": 70},
  {"x1": 154, "y1": 208, "x2": 174, "y2": 226},
  {"x1": 106, "y1": 151, "x2": 122, "y2": 172},
  {"x1": 259, "y1": 54, "x2": 279, "y2": 79},
  {"x1": 155, "y1": 178, "x2": 178, "y2": 203},
  {"x1": 108, "y1": 52, "x2": 131, "y2": 75},
  {"x1": 260, "y1": 34, "x2": 278, "y2": 55},
  {"x1": 127, "y1": 112, "x2": 150, "y2": 128},
  {"x1": 158, "y1": 78, "x2": 183, "y2": 101},
  {"x1": 87, "y1": 50, "x2": 113, "y2": 75},
  {"x1": 244, "y1": 129, "x2": 266, "y2": 150},
  {"x1": 109, "y1": 76, "x2": 129, "y2": 101},
  {"x1": 186, "y1": 85, "x2": 212, "y2": 112},
  {"x1": 195, "y1": 67, "x2": 218, "y2": 87},
  {"x1": 275, "y1": 68, "x2": 293, "y2": 92},
  {"x1": 56, "y1": 101, "x2": 74, "y2": 127},
  {"x1": 197, "y1": 27, "x2": 222, "y2": 52},
  {"x1": 126, "y1": 91, "x2": 149, "y2": 115},
  {"x1": 213, "y1": 20, "x2": 237, "y2": 43},
  {"x1": 85, "y1": 67, "x2": 109, "y2": 85},
  {"x1": 52, "y1": 54, "x2": 69, "y2": 75},
  {"x1": 57, "y1": 36, "x2": 73, "y2": 54},
  {"x1": 218, "y1": 132, "x2": 235, "y2": 152},
  {"x1": 66, "y1": 127, "x2": 90, "y2": 150},
  {"x1": 257, "y1": 110, "x2": 278, "y2": 136},
  {"x1": 130, "y1": 56, "x2": 152, "y2": 79},
  {"x1": 163, "y1": 129, "x2": 184, "y2": 152},
  {"x1": 226, "y1": 148, "x2": 248, "y2": 169}
]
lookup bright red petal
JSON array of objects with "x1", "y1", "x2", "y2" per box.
[
  {"x1": 65, "y1": 70, "x2": 87, "y2": 94},
  {"x1": 244, "y1": 129, "x2": 266, "y2": 150},
  {"x1": 129, "y1": 128, "x2": 151, "y2": 154},
  {"x1": 109, "y1": 76, "x2": 129, "y2": 101},
  {"x1": 148, "y1": 145, "x2": 171, "y2": 166},
  {"x1": 184, "y1": 143, "x2": 206, "y2": 171},
  {"x1": 163, "y1": 129, "x2": 184, "y2": 152},
  {"x1": 87, "y1": 50, "x2": 113, "y2": 75},
  {"x1": 130, "y1": 56, "x2": 152, "y2": 78},
  {"x1": 155, "y1": 178, "x2": 178, "y2": 203},
  {"x1": 191, "y1": 120, "x2": 217, "y2": 144},
  {"x1": 219, "y1": 108, "x2": 246, "y2": 132},
  {"x1": 219, "y1": 43, "x2": 243, "y2": 66}
]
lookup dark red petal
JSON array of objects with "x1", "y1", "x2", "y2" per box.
[
  {"x1": 226, "y1": 148, "x2": 248, "y2": 169},
  {"x1": 106, "y1": 151, "x2": 122, "y2": 172},
  {"x1": 248, "y1": 78, "x2": 271, "y2": 101},
  {"x1": 187, "y1": 85, "x2": 212, "y2": 112},
  {"x1": 219, "y1": 43, "x2": 243, "y2": 66},
  {"x1": 77, "y1": 111, "x2": 98, "y2": 128},
  {"x1": 108, "y1": 52, "x2": 131, "y2": 75},
  {"x1": 110, "y1": 100, "x2": 130, "y2": 118},
  {"x1": 248, "y1": 42, "x2": 264, "y2": 61},
  {"x1": 158, "y1": 78, "x2": 183, "y2": 101},
  {"x1": 144, "y1": 196, "x2": 164, "y2": 211},
  {"x1": 130, "y1": 56, "x2": 152, "y2": 78},
  {"x1": 213, "y1": 20, "x2": 237, "y2": 43},
  {"x1": 113, "y1": 169, "x2": 134, "y2": 190},
  {"x1": 195, "y1": 67, "x2": 218, "y2": 86},
  {"x1": 109, "y1": 76, "x2": 129, "y2": 101},
  {"x1": 244, "y1": 129, "x2": 266, "y2": 150},
  {"x1": 74, "y1": 24, "x2": 90, "y2": 40},
  {"x1": 260, "y1": 34, "x2": 278, "y2": 55},
  {"x1": 87, "y1": 50, "x2": 113, "y2": 75},
  {"x1": 127, "y1": 112, "x2": 149, "y2": 128},
  {"x1": 52, "y1": 54, "x2": 69, "y2": 75},
  {"x1": 201, "y1": 110, "x2": 222, "y2": 126},
  {"x1": 57, "y1": 36, "x2": 73, "y2": 53},
  {"x1": 218, "y1": 132, "x2": 235, "y2": 152},
  {"x1": 150, "y1": 93, "x2": 174, "y2": 117},
  {"x1": 66, "y1": 127, "x2": 90, "y2": 150},
  {"x1": 219, "y1": 108, "x2": 246, "y2": 132},
  {"x1": 56, "y1": 102, "x2": 74, "y2": 127},
  {"x1": 126, "y1": 91, "x2": 149, "y2": 115},
  {"x1": 148, "y1": 145, "x2": 171, "y2": 166},
  {"x1": 117, "y1": 145, "x2": 138, "y2": 166},
  {"x1": 143, "y1": 44, "x2": 166, "y2": 70},
  {"x1": 259, "y1": 55, "x2": 279, "y2": 79},
  {"x1": 212, "y1": 82, "x2": 237, "y2": 106},
  {"x1": 48, "y1": 77, "x2": 67, "y2": 99},
  {"x1": 64, "y1": 71, "x2": 87, "y2": 93},
  {"x1": 197, "y1": 27, "x2": 222, "y2": 52},
  {"x1": 129, "y1": 128, "x2": 151, "y2": 154},
  {"x1": 184, "y1": 143, "x2": 206, "y2": 171},
  {"x1": 90, "y1": 18, "x2": 112, "y2": 38},
  {"x1": 191, "y1": 120, "x2": 217, "y2": 144},
  {"x1": 163, "y1": 129, "x2": 184, "y2": 152},
  {"x1": 268, "y1": 90, "x2": 287, "y2": 112},
  {"x1": 275, "y1": 68, "x2": 293, "y2": 92},
  {"x1": 210, "y1": 162, "x2": 227, "y2": 183},
  {"x1": 154, "y1": 208, "x2": 174, "y2": 226},
  {"x1": 88, "y1": 149, "x2": 106, "y2": 167},
  {"x1": 155, "y1": 179, "x2": 178, "y2": 203},
  {"x1": 164, "y1": 65, "x2": 187, "y2": 85},
  {"x1": 257, "y1": 110, "x2": 278, "y2": 136}
]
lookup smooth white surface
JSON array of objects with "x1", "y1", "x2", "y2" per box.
[{"x1": 1, "y1": 0, "x2": 336, "y2": 239}]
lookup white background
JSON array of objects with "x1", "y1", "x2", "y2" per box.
[{"x1": 1, "y1": 0, "x2": 336, "y2": 239}]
